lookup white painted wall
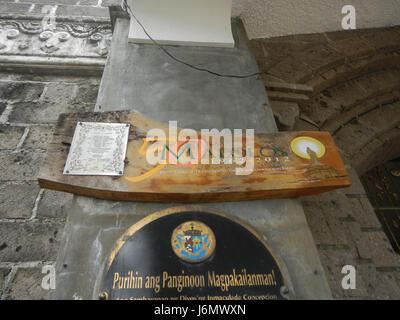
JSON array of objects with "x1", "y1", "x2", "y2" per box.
[{"x1": 232, "y1": 0, "x2": 400, "y2": 39}]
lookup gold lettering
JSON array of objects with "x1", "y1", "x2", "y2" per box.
[
  {"x1": 113, "y1": 272, "x2": 120, "y2": 289},
  {"x1": 162, "y1": 271, "x2": 168, "y2": 289},
  {"x1": 145, "y1": 275, "x2": 161, "y2": 293}
]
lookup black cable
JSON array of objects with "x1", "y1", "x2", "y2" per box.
[{"x1": 123, "y1": 2, "x2": 262, "y2": 79}]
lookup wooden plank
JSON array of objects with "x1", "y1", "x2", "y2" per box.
[{"x1": 38, "y1": 111, "x2": 351, "y2": 202}]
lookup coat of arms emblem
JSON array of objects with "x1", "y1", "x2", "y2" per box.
[{"x1": 171, "y1": 221, "x2": 216, "y2": 263}]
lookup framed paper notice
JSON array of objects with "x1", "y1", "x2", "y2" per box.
[{"x1": 63, "y1": 122, "x2": 130, "y2": 176}]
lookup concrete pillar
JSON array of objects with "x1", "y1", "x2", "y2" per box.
[{"x1": 53, "y1": 13, "x2": 332, "y2": 300}]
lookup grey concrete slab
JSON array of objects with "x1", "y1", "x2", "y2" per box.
[
  {"x1": 94, "y1": 18, "x2": 276, "y2": 132},
  {"x1": 53, "y1": 16, "x2": 332, "y2": 300}
]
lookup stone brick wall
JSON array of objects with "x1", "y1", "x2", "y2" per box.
[
  {"x1": 303, "y1": 169, "x2": 400, "y2": 299},
  {"x1": 0, "y1": 0, "x2": 111, "y2": 300},
  {"x1": 0, "y1": 73, "x2": 100, "y2": 299}
]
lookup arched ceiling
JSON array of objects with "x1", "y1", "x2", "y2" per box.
[{"x1": 251, "y1": 26, "x2": 400, "y2": 175}]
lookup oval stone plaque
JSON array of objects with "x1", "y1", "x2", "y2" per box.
[{"x1": 99, "y1": 206, "x2": 288, "y2": 300}]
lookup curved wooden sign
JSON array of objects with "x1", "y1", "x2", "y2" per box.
[{"x1": 38, "y1": 111, "x2": 350, "y2": 202}]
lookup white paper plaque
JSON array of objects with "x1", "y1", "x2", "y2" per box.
[{"x1": 63, "y1": 122, "x2": 130, "y2": 176}]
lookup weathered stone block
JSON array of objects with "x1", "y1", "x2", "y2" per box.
[
  {"x1": 355, "y1": 69, "x2": 398, "y2": 94},
  {"x1": 41, "y1": 83, "x2": 77, "y2": 105},
  {"x1": 254, "y1": 40, "x2": 316, "y2": 73},
  {"x1": 352, "y1": 198, "x2": 382, "y2": 229},
  {"x1": 0, "y1": 182, "x2": 40, "y2": 219},
  {"x1": 7, "y1": 267, "x2": 52, "y2": 300},
  {"x1": 0, "y1": 81, "x2": 45, "y2": 101},
  {"x1": 73, "y1": 83, "x2": 99, "y2": 105},
  {"x1": 64, "y1": 4, "x2": 109, "y2": 17},
  {"x1": 323, "y1": 213, "x2": 349, "y2": 247},
  {"x1": 0, "y1": 3, "x2": 33, "y2": 16},
  {"x1": 8, "y1": 102, "x2": 56, "y2": 124},
  {"x1": 362, "y1": 29, "x2": 400, "y2": 53},
  {"x1": 79, "y1": 0, "x2": 99, "y2": 5},
  {"x1": 296, "y1": 44, "x2": 345, "y2": 80},
  {"x1": 270, "y1": 101, "x2": 299, "y2": 130},
  {"x1": 359, "y1": 266, "x2": 400, "y2": 299},
  {"x1": 317, "y1": 192, "x2": 351, "y2": 219},
  {"x1": 303, "y1": 201, "x2": 336, "y2": 246},
  {"x1": 302, "y1": 96, "x2": 339, "y2": 126},
  {"x1": 328, "y1": 36, "x2": 374, "y2": 60},
  {"x1": 8, "y1": 101, "x2": 90, "y2": 124},
  {"x1": 35, "y1": 4, "x2": 109, "y2": 18},
  {"x1": 102, "y1": 0, "x2": 121, "y2": 7},
  {"x1": 334, "y1": 121, "x2": 378, "y2": 157},
  {"x1": 0, "y1": 221, "x2": 64, "y2": 262},
  {"x1": 317, "y1": 248, "x2": 369, "y2": 299},
  {"x1": 0, "y1": 149, "x2": 45, "y2": 181},
  {"x1": 249, "y1": 39, "x2": 265, "y2": 59},
  {"x1": 0, "y1": 125, "x2": 24, "y2": 150},
  {"x1": 2, "y1": 2, "x2": 109, "y2": 18},
  {"x1": 37, "y1": 190, "x2": 73, "y2": 220},
  {"x1": 340, "y1": 167, "x2": 367, "y2": 195},
  {"x1": 23, "y1": 125, "x2": 54, "y2": 150},
  {"x1": 344, "y1": 222, "x2": 373, "y2": 261},
  {"x1": 363, "y1": 231, "x2": 400, "y2": 268},
  {"x1": 266, "y1": 56, "x2": 314, "y2": 83},
  {"x1": 325, "y1": 29, "x2": 377, "y2": 42},
  {"x1": 25, "y1": 0, "x2": 98, "y2": 5},
  {"x1": 283, "y1": 33, "x2": 329, "y2": 44},
  {"x1": 0, "y1": 102, "x2": 6, "y2": 115},
  {"x1": 0, "y1": 268, "x2": 11, "y2": 298},
  {"x1": 318, "y1": 80, "x2": 366, "y2": 114}
]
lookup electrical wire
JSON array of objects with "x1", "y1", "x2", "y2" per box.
[{"x1": 123, "y1": 1, "x2": 262, "y2": 79}]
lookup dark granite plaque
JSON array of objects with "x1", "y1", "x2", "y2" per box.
[{"x1": 99, "y1": 207, "x2": 288, "y2": 300}]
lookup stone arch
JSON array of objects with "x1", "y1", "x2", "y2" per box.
[{"x1": 251, "y1": 26, "x2": 400, "y2": 175}]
